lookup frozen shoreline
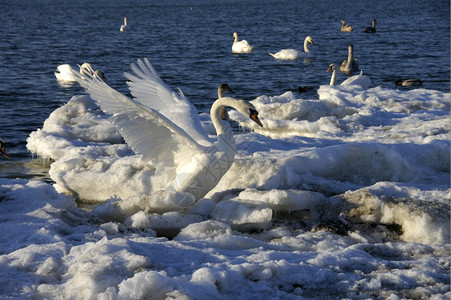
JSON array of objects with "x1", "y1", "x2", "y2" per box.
[{"x1": 1, "y1": 85, "x2": 449, "y2": 298}]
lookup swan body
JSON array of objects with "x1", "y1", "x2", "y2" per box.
[
  {"x1": 55, "y1": 63, "x2": 106, "y2": 82},
  {"x1": 74, "y1": 58, "x2": 262, "y2": 201},
  {"x1": 232, "y1": 32, "x2": 254, "y2": 53},
  {"x1": 340, "y1": 19, "x2": 353, "y2": 32},
  {"x1": 54, "y1": 64, "x2": 78, "y2": 81},
  {"x1": 269, "y1": 36, "x2": 314, "y2": 60},
  {"x1": 0, "y1": 137, "x2": 10, "y2": 159},
  {"x1": 120, "y1": 17, "x2": 128, "y2": 32},
  {"x1": 395, "y1": 79, "x2": 423, "y2": 87},
  {"x1": 363, "y1": 19, "x2": 376, "y2": 33},
  {"x1": 327, "y1": 63, "x2": 371, "y2": 89},
  {"x1": 340, "y1": 44, "x2": 359, "y2": 73}
]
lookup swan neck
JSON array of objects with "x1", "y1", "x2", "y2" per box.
[
  {"x1": 233, "y1": 34, "x2": 238, "y2": 45},
  {"x1": 211, "y1": 98, "x2": 233, "y2": 136},
  {"x1": 304, "y1": 38, "x2": 310, "y2": 53},
  {"x1": 347, "y1": 47, "x2": 353, "y2": 62},
  {"x1": 330, "y1": 68, "x2": 337, "y2": 86}
]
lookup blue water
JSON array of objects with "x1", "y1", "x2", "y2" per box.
[{"x1": 0, "y1": 0, "x2": 449, "y2": 179}]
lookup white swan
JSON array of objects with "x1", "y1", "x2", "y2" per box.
[
  {"x1": 232, "y1": 32, "x2": 254, "y2": 53},
  {"x1": 120, "y1": 17, "x2": 128, "y2": 32},
  {"x1": 74, "y1": 58, "x2": 263, "y2": 201},
  {"x1": 269, "y1": 36, "x2": 314, "y2": 60},
  {"x1": 327, "y1": 63, "x2": 371, "y2": 89},
  {"x1": 340, "y1": 19, "x2": 353, "y2": 32},
  {"x1": 363, "y1": 19, "x2": 376, "y2": 33},
  {"x1": 340, "y1": 44, "x2": 359, "y2": 73},
  {"x1": 54, "y1": 63, "x2": 106, "y2": 82},
  {"x1": 0, "y1": 137, "x2": 10, "y2": 159}
]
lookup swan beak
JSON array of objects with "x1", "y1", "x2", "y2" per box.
[
  {"x1": 310, "y1": 40, "x2": 314, "y2": 45},
  {"x1": 250, "y1": 109, "x2": 263, "y2": 127},
  {"x1": 326, "y1": 66, "x2": 332, "y2": 72},
  {"x1": 1, "y1": 144, "x2": 10, "y2": 159}
]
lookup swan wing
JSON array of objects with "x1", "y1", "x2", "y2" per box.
[
  {"x1": 74, "y1": 71, "x2": 206, "y2": 179},
  {"x1": 124, "y1": 58, "x2": 212, "y2": 147},
  {"x1": 269, "y1": 49, "x2": 298, "y2": 60},
  {"x1": 341, "y1": 71, "x2": 371, "y2": 89},
  {"x1": 232, "y1": 40, "x2": 253, "y2": 53}
]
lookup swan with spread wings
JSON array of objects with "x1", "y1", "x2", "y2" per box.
[{"x1": 73, "y1": 58, "x2": 263, "y2": 201}]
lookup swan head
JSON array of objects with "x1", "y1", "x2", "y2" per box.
[
  {"x1": 94, "y1": 70, "x2": 106, "y2": 81},
  {"x1": 305, "y1": 36, "x2": 314, "y2": 45},
  {"x1": 233, "y1": 32, "x2": 238, "y2": 38},
  {"x1": 327, "y1": 64, "x2": 337, "y2": 72},
  {"x1": 235, "y1": 100, "x2": 263, "y2": 127},
  {"x1": 80, "y1": 63, "x2": 94, "y2": 75},
  {"x1": 0, "y1": 137, "x2": 10, "y2": 159},
  {"x1": 218, "y1": 83, "x2": 234, "y2": 96}
]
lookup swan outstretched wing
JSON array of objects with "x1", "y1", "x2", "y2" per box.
[
  {"x1": 124, "y1": 58, "x2": 212, "y2": 147},
  {"x1": 73, "y1": 70, "x2": 206, "y2": 179}
]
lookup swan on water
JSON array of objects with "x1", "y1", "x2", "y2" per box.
[
  {"x1": 232, "y1": 32, "x2": 254, "y2": 53},
  {"x1": 363, "y1": 19, "x2": 376, "y2": 33},
  {"x1": 54, "y1": 63, "x2": 106, "y2": 82},
  {"x1": 0, "y1": 137, "x2": 10, "y2": 159},
  {"x1": 327, "y1": 63, "x2": 371, "y2": 89},
  {"x1": 340, "y1": 19, "x2": 353, "y2": 32},
  {"x1": 74, "y1": 58, "x2": 263, "y2": 201},
  {"x1": 269, "y1": 36, "x2": 314, "y2": 60},
  {"x1": 340, "y1": 44, "x2": 359, "y2": 73},
  {"x1": 120, "y1": 17, "x2": 128, "y2": 32},
  {"x1": 395, "y1": 79, "x2": 423, "y2": 87}
]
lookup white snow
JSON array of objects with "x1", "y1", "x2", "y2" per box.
[{"x1": 0, "y1": 84, "x2": 449, "y2": 299}]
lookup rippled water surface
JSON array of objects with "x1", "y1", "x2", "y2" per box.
[{"x1": 0, "y1": 0, "x2": 449, "y2": 178}]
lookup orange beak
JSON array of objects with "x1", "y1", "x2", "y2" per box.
[
  {"x1": 250, "y1": 110, "x2": 263, "y2": 127},
  {"x1": 1, "y1": 144, "x2": 10, "y2": 159}
]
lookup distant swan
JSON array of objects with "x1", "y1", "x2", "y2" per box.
[
  {"x1": 340, "y1": 19, "x2": 353, "y2": 32},
  {"x1": 363, "y1": 19, "x2": 376, "y2": 33},
  {"x1": 232, "y1": 32, "x2": 254, "y2": 53},
  {"x1": 74, "y1": 58, "x2": 263, "y2": 201},
  {"x1": 0, "y1": 137, "x2": 10, "y2": 159},
  {"x1": 54, "y1": 63, "x2": 106, "y2": 82},
  {"x1": 269, "y1": 36, "x2": 314, "y2": 60},
  {"x1": 120, "y1": 17, "x2": 128, "y2": 32},
  {"x1": 327, "y1": 63, "x2": 371, "y2": 89},
  {"x1": 395, "y1": 79, "x2": 423, "y2": 87},
  {"x1": 340, "y1": 44, "x2": 359, "y2": 73}
]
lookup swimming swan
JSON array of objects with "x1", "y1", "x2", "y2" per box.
[
  {"x1": 340, "y1": 44, "x2": 359, "y2": 73},
  {"x1": 120, "y1": 17, "x2": 128, "y2": 32},
  {"x1": 74, "y1": 58, "x2": 263, "y2": 201},
  {"x1": 0, "y1": 137, "x2": 10, "y2": 159},
  {"x1": 269, "y1": 36, "x2": 314, "y2": 60},
  {"x1": 232, "y1": 32, "x2": 254, "y2": 53},
  {"x1": 54, "y1": 63, "x2": 106, "y2": 82},
  {"x1": 340, "y1": 19, "x2": 353, "y2": 32},
  {"x1": 327, "y1": 63, "x2": 371, "y2": 89},
  {"x1": 363, "y1": 19, "x2": 376, "y2": 33}
]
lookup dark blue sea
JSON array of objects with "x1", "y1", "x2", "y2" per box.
[{"x1": 0, "y1": 0, "x2": 449, "y2": 179}]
